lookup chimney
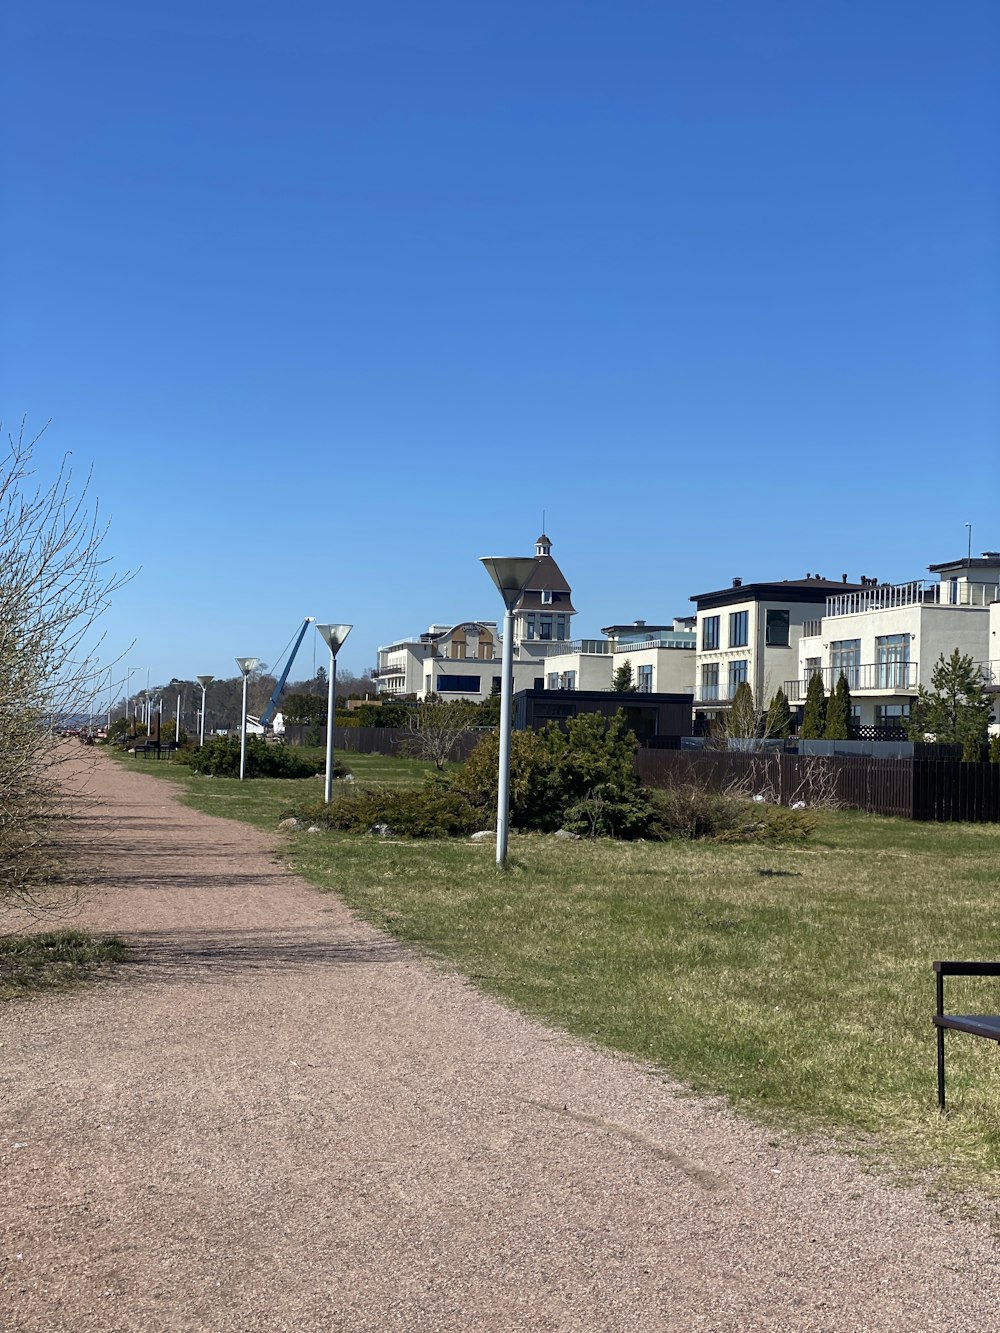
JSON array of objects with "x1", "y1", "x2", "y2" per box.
[
  {"x1": 633, "y1": 619, "x2": 646, "y2": 627},
  {"x1": 842, "y1": 574, "x2": 848, "y2": 583},
  {"x1": 732, "y1": 577, "x2": 742, "y2": 587},
  {"x1": 805, "y1": 573, "x2": 811, "y2": 580}
]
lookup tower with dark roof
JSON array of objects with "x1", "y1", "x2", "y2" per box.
[{"x1": 512, "y1": 534, "x2": 576, "y2": 648}]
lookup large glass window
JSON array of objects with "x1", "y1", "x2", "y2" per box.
[
  {"x1": 637, "y1": 665, "x2": 653, "y2": 693},
  {"x1": 729, "y1": 610, "x2": 748, "y2": 647},
  {"x1": 524, "y1": 614, "x2": 536, "y2": 640},
  {"x1": 556, "y1": 615, "x2": 567, "y2": 640},
  {"x1": 765, "y1": 609, "x2": 790, "y2": 647},
  {"x1": 830, "y1": 639, "x2": 860, "y2": 688},
  {"x1": 876, "y1": 703, "x2": 911, "y2": 727},
  {"x1": 547, "y1": 673, "x2": 559, "y2": 689},
  {"x1": 436, "y1": 675, "x2": 482, "y2": 693},
  {"x1": 876, "y1": 634, "x2": 910, "y2": 689},
  {"x1": 728, "y1": 659, "x2": 748, "y2": 695},
  {"x1": 564, "y1": 670, "x2": 576, "y2": 691},
  {"x1": 702, "y1": 615, "x2": 720, "y2": 650},
  {"x1": 540, "y1": 615, "x2": 553, "y2": 641},
  {"x1": 701, "y1": 662, "x2": 719, "y2": 700}
]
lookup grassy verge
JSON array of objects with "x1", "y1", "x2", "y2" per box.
[
  {"x1": 113, "y1": 746, "x2": 1000, "y2": 1194},
  {"x1": 0, "y1": 929, "x2": 128, "y2": 999}
]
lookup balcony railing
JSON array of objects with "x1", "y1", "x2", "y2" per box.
[
  {"x1": 695, "y1": 682, "x2": 744, "y2": 704},
  {"x1": 783, "y1": 661, "x2": 919, "y2": 702},
  {"x1": 826, "y1": 580, "x2": 1000, "y2": 617},
  {"x1": 802, "y1": 619, "x2": 822, "y2": 638},
  {"x1": 613, "y1": 636, "x2": 695, "y2": 653}
]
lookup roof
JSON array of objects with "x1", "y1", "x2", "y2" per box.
[
  {"x1": 515, "y1": 543, "x2": 576, "y2": 614},
  {"x1": 691, "y1": 577, "x2": 865, "y2": 611},
  {"x1": 928, "y1": 554, "x2": 1000, "y2": 573}
]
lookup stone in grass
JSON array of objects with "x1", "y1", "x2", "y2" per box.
[
  {"x1": 307, "y1": 825, "x2": 322, "y2": 834},
  {"x1": 371, "y1": 823, "x2": 395, "y2": 838},
  {"x1": 470, "y1": 830, "x2": 494, "y2": 842},
  {"x1": 553, "y1": 828, "x2": 580, "y2": 840},
  {"x1": 278, "y1": 817, "x2": 299, "y2": 829}
]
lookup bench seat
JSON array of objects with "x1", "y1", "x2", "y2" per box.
[{"x1": 933, "y1": 1014, "x2": 1000, "y2": 1041}]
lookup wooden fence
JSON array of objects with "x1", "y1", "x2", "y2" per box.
[{"x1": 635, "y1": 749, "x2": 1000, "y2": 823}]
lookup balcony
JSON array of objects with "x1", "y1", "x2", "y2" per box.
[
  {"x1": 783, "y1": 662, "x2": 919, "y2": 702},
  {"x1": 695, "y1": 682, "x2": 743, "y2": 704},
  {"x1": 825, "y1": 580, "x2": 1000, "y2": 617}
]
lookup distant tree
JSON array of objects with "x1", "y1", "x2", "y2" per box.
[
  {"x1": 800, "y1": 672, "x2": 827, "y2": 739},
  {"x1": 765, "y1": 688, "x2": 792, "y2": 739},
  {"x1": 824, "y1": 673, "x2": 854, "y2": 740},
  {"x1": 281, "y1": 692, "x2": 329, "y2": 726},
  {"x1": 612, "y1": 659, "x2": 636, "y2": 693},
  {"x1": 406, "y1": 698, "x2": 479, "y2": 770},
  {"x1": 989, "y1": 734, "x2": 1000, "y2": 764},
  {"x1": 908, "y1": 649, "x2": 990, "y2": 760}
]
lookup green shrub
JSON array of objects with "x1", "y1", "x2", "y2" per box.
[
  {"x1": 187, "y1": 734, "x2": 327, "y2": 779},
  {"x1": 296, "y1": 784, "x2": 481, "y2": 838},
  {"x1": 990, "y1": 734, "x2": 1000, "y2": 764},
  {"x1": 456, "y1": 711, "x2": 654, "y2": 837}
]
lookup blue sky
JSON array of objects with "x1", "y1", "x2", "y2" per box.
[{"x1": 3, "y1": 2, "x2": 998, "y2": 695}]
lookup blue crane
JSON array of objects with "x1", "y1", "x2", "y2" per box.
[{"x1": 251, "y1": 616, "x2": 316, "y2": 730}]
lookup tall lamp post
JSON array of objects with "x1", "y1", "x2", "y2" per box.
[
  {"x1": 236, "y1": 657, "x2": 259, "y2": 781},
  {"x1": 316, "y1": 624, "x2": 352, "y2": 802},
  {"x1": 481, "y1": 555, "x2": 540, "y2": 866},
  {"x1": 196, "y1": 675, "x2": 214, "y2": 747}
]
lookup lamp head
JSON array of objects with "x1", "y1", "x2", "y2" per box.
[
  {"x1": 316, "y1": 623, "x2": 353, "y2": 656},
  {"x1": 480, "y1": 556, "x2": 540, "y2": 610},
  {"x1": 196, "y1": 675, "x2": 214, "y2": 688},
  {"x1": 235, "y1": 657, "x2": 259, "y2": 676}
]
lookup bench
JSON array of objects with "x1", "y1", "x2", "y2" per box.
[
  {"x1": 933, "y1": 961, "x2": 1000, "y2": 1109},
  {"x1": 132, "y1": 741, "x2": 179, "y2": 759}
]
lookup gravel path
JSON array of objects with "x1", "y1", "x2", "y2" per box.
[{"x1": 2, "y1": 751, "x2": 999, "y2": 1332}]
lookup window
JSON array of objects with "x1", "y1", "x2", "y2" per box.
[
  {"x1": 765, "y1": 609, "x2": 790, "y2": 647},
  {"x1": 541, "y1": 590, "x2": 553, "y2": 605},
  {"x1": 728, "y1": 659, "x2": 748, "y2": 695},
  {"x1": 702, "y1": 615, "x2": 720, "y2": 650},
  {"x1": 701, "y1": 662, "x2": 719, "y2": 701},
  {"x1": 556, "y1": 615, "x2": 567, "y2": 640},
  {"x1": 876, "y1": 703, "x2": 911, "y2": 728},
  {"x1": 524, "y1": 614, "x2": 536, "y2": 640},
  {"x1": 637, "y1": 665, "x2": 653, "y2": 692},
  {"x1": 729, "y1": 610, "x2": 748, "y2": 647},
  {"x1": 876, "y1": 634, "x2": 910, "y2": 689},
  {"x1": 540, "y1": 614, "x2": 553, "y2": 640},
  {"x1": 830, "y1": 639, "x2": 860, "y2": 689},
  {"x1": 563, "y1": 670, "x2": 576, "y2": 691},
  {"x1": 436, "y1": 675, "x2": 482, "y2": 693},
  {"x1": 547, "y1": 672, "x2": 559, "y2": 689}
]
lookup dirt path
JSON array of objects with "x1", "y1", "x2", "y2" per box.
[{"x1": 2, "y1": 751, "x2": 998, "y2": 1332}]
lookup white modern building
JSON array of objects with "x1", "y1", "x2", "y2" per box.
[
  {"x1": 786, "y1": 552, "x2": 1000, "y2": 734},
  {"x1": 690, "y1": 573, "x2": 865, "y2": 727},
  {"x1": 538, "y1": 619, "x2": 696, "y2": 695}
]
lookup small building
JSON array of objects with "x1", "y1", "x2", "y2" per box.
[{"x1": 513, "y1": 688, "x2": 692, "y2": 743}]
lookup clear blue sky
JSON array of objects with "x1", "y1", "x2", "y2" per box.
[{"x1": 4, "y1": 2, "x2": 998, "y2": 695}]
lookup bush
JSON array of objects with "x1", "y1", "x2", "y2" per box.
[
  {"x1": 296, "y1": 785, "x2": 481, "y2": 838},
  {"x1": 648, "y1": 785, "x2": 817, "y2": 842},
  {"x1": 187, "y1": 734, "x2": 327, "y2": 779},
  {"x1": 456, "y1": 712, "x2": 654, "y2": 837}
]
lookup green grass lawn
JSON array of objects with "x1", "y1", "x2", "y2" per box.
[{"x1": 113, "y1": 745, "x2": 1000, "y2": 1195}]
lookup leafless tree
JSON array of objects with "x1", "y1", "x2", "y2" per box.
[
  {"x1": 0, "y1": 420, "x2": 131, "y2": 911},
  {"x1": 405, "y1": 698, "x2": 478, "y2": 770}
]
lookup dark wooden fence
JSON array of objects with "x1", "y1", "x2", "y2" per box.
[{"x1": 635, "y1": 749, "x2": 1000, "y2": 823}]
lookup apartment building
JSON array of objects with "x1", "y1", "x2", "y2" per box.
[
  {"x1": 787, "y1": 552, "x2": 1000, "y2": 734},
  {"x1": 538, "y1": 619, "x2": 696, "y2": 694},
  {"x1": 690, "y1": 574, "x2": 864, "y2": 728}
]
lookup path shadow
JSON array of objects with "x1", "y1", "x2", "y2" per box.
[{"x1": 116, "y1": 926, "x2": 407, "y2": 985}]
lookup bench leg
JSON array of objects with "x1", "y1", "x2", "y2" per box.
[{"x1": 937, "y1": 1025, "x2": 946, "y2": 1110}]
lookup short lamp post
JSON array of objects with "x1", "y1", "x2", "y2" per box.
[
  {"x1": 481, "y1": 555, "x2": 541, "y2": 866},
  {"x1": 196, "y1": 675, "x2": 214, "y2": 748},
  {"x1": 316, "y1": 624, "x2": 352, "y2": 802},
  {"x1": 235, "y1": 657, "x2": 259, "y2": 781}
]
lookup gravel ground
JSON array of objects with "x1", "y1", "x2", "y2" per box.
[{"x1": 2, "y1": 750, "x2": 999, "y2": 1332}]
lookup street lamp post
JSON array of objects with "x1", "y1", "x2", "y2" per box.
[
  {"x1": 315, "y1": 625, "x2": 352, "y2": 802},
  {"x1": 481, "y1": 555, "x2": 541, "y2": 866},
  {"x1": 196, "y1": 675, "x2": 214, "y2": 748},
  {"x1": 235, "y1": 658, "x2": 259, "y2": 781}
]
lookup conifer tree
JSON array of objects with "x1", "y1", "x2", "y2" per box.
[
  {"x1": 800, "y1": 672, "x2": 827, "y2": 739},
  {"x1": 824, "y1": 672, "x2": 854, "y2": 740},
  {"x1": 765, "y1": 688, "x2": 792, "y2": 739},
  {"x1": 908, "y1": 648, "x2": 990, "y2": 760},
  {"x1": 728, "y1": 680, "x2": 758, "y2": 739},
  {"x1": 612, "y1": 659, "x2": 636, "y2": 693}
]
